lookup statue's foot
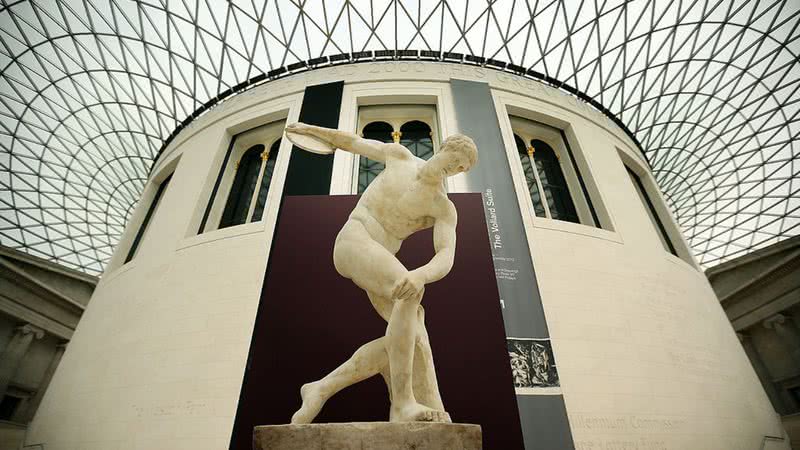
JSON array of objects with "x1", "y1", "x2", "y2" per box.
[
  {"x1": 390, "y1": 401, "x2": 451, "y2": 423},
  {"x1": 290, "y1": 381, "x2": 326, "y2": 424}
]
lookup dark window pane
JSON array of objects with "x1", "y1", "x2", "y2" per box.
[
  {"x1": 789, "y1": 386, "x2": 800, "y2": 409},
  {"x1": 358, "y1": 121, "x2": 393, "y2": 193},
  {"x1": 0, "y1": 395, "x2": 21, "y2": 421},
  {"x1": 125, "y1": 174, "x2": 172, "y2": 263},
  {"x1": 530, "y1": 139, "x2": 579, "y2": 223},
  {"x1": 220, "y1": 145, "x2": 264, "y2": 229},
  {"x1": 515, "y1": 134, "x2": 546, "y2": 217},
  {"x1": 250, "y1": 140, "x2": 281, "y2": 222},
  {"x1": 400, "y1": 120, "x2": 434, "y2": 160}
]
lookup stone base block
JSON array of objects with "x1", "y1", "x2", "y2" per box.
[{"x1": 253, "y1": 422, "x2": 482, "y2": 450}]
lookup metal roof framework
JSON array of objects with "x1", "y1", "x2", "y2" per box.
[{"x1": 0, "y1": 0, "x2": 798, "y2": 274}]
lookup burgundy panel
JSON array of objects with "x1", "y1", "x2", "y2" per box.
[{"x1": 230, "y1": 193, "x2": 524, "y2": 449}]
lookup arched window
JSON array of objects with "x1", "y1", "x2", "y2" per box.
[
  {"x1": 515, "y1": 134, "x2": 546, "y2": 217},
  {"x1": 199, "y1": 120, "x2": 285, "y2": 234},
  {"x1": 220, "y1": 144, "x2": 264, "y2": 229},
  {"x1": 358, "y1": 121, "x2": 393, "y2": 193},
  {"x1": 399, "y1": 120, "x2": 433, "y2": 160},
  {"x1": 530, "y1": 139, "x2": 579, "y2": 223},
  {"x1": 363, "y1": 121, "x2": 394, "y2": 142},
  {"x1": 250, "y1": 138, "x2": 281, "y2": 222},
  {"x1": 510, "y1": 115, "x2": 603, "y2": 228}
]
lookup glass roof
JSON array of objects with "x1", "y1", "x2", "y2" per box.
[{"x1": 1, "y1": 0, "x2": 798, "y2": 274}]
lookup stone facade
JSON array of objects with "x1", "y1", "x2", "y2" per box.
[
  {"x1": 708, "y1": 236, "x2": 800, "y2": 448},
  {"x1": 0, "y1": 245, "x2": 96, "y2": 450}
]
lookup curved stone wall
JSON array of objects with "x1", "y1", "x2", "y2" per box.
[{"x1": 27, "y1": 63, "x2": 787, "y2": 450}]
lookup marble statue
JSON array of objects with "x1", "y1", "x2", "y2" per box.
[{"x1": 284, "y1": 122, "x2": 478, "y2": 424}]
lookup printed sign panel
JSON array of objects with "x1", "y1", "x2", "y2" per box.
[
  {"x1": 508, "y1": 337, "x2": 560, "y2": 394},
  {"x1": 451, "y1": 78, "x2": 575, "y2": 449}
]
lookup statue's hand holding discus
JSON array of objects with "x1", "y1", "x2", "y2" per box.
[{"x1": 284, "y1": 122, "x2": 337, "y2": 155}]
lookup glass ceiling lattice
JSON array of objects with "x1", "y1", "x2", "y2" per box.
[{"x1": 0, "y1": 0, "x2": 798, "y2": 274}]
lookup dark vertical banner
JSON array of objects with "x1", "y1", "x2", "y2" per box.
[
  {"x1": 282, "y1": 81, "x2": 344, "y2": 196},
  {"x1": 451, "y1": 79, "x2": 575, "y2": 449},
  {"x1": 229, "y1": 195, "x2": 525, "y2": 450}
]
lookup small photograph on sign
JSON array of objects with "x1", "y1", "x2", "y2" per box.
[{"x1": 507, "y1": 338, "x2": 561, "y2": 394}]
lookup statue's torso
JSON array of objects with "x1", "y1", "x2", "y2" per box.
[{"x1": 348, "y1": 154, "x2": 446, "y2": 252}]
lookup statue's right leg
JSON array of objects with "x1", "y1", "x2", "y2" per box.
[
  {"x1": 365, "y1": 293, "x2": 442, "y2": 412},
  {"x1": 367, "y1": 294, "x2": 444, "y2": 412},
  {"x1": 385, "y1": 287, "x2": 450, "y2": 422},
  {"x1": 411, "y1": 307, "x2": 445, "y2": 412}
]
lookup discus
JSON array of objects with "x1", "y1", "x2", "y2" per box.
[{"x1": 285, "y1": 129, "x2": 336, "y2": 155}]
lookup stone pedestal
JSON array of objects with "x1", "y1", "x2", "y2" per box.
[{"x1": 253, "y1": 422, "x2": 482, "y2": 450}]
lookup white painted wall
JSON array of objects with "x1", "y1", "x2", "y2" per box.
[
  {"x1": 524, "y1": 125, "x2": 785, "y2": 449},
  {"x1": 26, "y1": 87, "x2": 304, "y2": 450},
  {"x1": 27, "y1": 63, "x2": 787, "y2": 450}
]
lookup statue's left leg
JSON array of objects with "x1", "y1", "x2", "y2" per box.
[
  {"x1": 291, "y1": 289, "x2": 396, "y2": 424},
  {"x1": 291, "y1": 336, "x2": 387, "y2": 424},
  {"x1": 291, "y1": 294, "x2": 447, "y2": 423}
]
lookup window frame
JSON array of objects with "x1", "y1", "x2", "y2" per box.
[
  {"x1": 199, "y1": 120, "x2": 285, "y2": 234},
  {"x1": 492, "y1": 90, "x2": 619, "y2": 242},
  {"x1": 105, "y1": 154, "x2": 181, "y2": 274},
  {"x1": 124, "y1": 172, "x2": 173, "y2": 264},
  {"x1": 355, "y1": 104, "x2": 439, "y2": 193},
  {"x1": 176, "y1": 97, "x2": 300, "y2": 254},
  {"x1": 509, "y1": 116, "x2": 590, "y2": 225},
  {"x1": 626, "y1": 166, "x2": 678, "y2": 256},
  {"x1": 329, "y1": 82, "x2": 457, "y2": 195},
  {"x1": 618, "y1": 147, "x2": 698, "y2": 267}
]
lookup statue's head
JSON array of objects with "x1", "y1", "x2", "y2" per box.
[{"x1": 436, "y1": 134, "x2": 478, "y2": 177}]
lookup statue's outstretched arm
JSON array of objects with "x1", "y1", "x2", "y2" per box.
[{"x1": 285, "y1": 122, "x2": 407, "y2": 162}]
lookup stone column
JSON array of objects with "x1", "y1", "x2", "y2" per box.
[
  {"x1": 738, "y1": 332, "x2": 787, "y2": 414},
  {"x1": 0, "y1": 324, "x2": 44, "y2": 399},
  {"x1": 19, "y1": 341, "x2": 66, "y2": 422},
  {"x1": 763, "y1": 314, "x2": 800, "y2": 366}
]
